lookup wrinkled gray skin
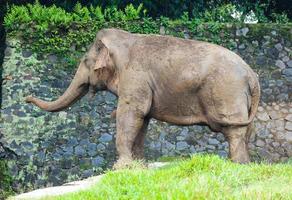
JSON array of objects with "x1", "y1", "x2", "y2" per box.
[{"x1": 26, "y1": 28, "x2": 260, "y2": 168}]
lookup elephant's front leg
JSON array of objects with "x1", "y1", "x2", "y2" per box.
[
  {"x1": 132, "y1": 118, "x2": 149, "y2": 160},
  {"x1": 114, "y1": 100, "x2": 150, "y2": 169}
]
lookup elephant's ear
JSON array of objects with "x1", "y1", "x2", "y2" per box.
[{"x1": 94, "y1": 41, "x2": 110, "y2": 71}]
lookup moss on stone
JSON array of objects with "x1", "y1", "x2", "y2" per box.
[
  {"x1": 246, "y1": 23, "x2": 292, "y2": 41},
  {"x1": 0, "y1": 160, "x2": 14, "y2": 198}
]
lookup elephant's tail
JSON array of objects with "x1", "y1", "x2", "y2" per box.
[{"x1": 212, "y1": 72, "x2": 261, "y2": 127}]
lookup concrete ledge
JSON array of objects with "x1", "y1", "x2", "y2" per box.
[
  {"x1": 9, "y1": 175, "x2": 103, "y2": 200},
  {"x1": 10, "y1": 162, "x2": 169, "y2": 200}
]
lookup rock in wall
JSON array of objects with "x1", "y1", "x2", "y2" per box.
[{"x1": 1, "y1": 25, "x2": 292, "y2": 192}]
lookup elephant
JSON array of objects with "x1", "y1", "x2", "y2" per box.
[{"x1": 26, "y1": 28, "x2": 260, "y2": 168}]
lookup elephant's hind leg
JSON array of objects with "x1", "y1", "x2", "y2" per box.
[{"x1": 222, "y1": 125, "x2": 251, "y2": 164}]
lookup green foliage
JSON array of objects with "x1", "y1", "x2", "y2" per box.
[
  {"x1": 203, "y1": 4, "x2": 239, "y2": 23},
  {"x1": 271, "y1": 12, "x2": 290, "y2": 24},
  {"x1": 124, "y1": 4, "x2": 144, "y2": 20},
  {"x1": 0, "y1": 160, "x2": 13, "y2": 199},
  {"x1": 3, "y1": 1, "x2": 291, "y2": 67},
  {"x1": 253, "y1": 3, "x2": 269, "y2": 23},
  {"x1": 104, "y1": 6, "x2": 126, "y2": 22},
  {"x1": 4, "y1": 2, "x2": 147, "y2": 64},
  {"x1": 89, "y1": 5, "x2": 104, "y2": 22},
  {"x1": 44, "y1": 155, "x2": 292, "y2": 200},
  {"x1": 11, "y1": 0, "x2": 290, "y2": 20},
  {"x1": 3, "y1": 5, "x2": 31, "y2": 28},
  {"x1": 73, "y1": 3, "x2": 91, "y2": 22}
]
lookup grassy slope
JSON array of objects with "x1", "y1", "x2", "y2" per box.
[{"x1": 46, "y1": 155, "x2": 292, "y2": 200}]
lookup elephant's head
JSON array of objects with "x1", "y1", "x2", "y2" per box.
[{"x1": 25, "y1": 40, "x2": 115, "y2": 112}]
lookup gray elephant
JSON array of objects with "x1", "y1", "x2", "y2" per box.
[{"x1": 26, "y1": 28, "x2": 260, "y2": 168}]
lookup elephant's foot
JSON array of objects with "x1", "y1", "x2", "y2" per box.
[
  {"x1": 230, "y1": 153, "x2": 250, "y2": 164},
  {"x1": 223, "y1": 126, "x2": 251, "y2": 164},
  {"x1": 113, "y1": 157, "x2": 146, "y2": 170},
  {"x1": 132, "y1": 146, "x2": 144, "y2": 160},
  {"x1": 113, "y1": 157, "x2": 134, "y2": 170},
  {"x1": 228, "y1": 137, "x2": 251, "y2": 164}
]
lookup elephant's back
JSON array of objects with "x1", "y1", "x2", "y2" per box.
[
  {"x1": 131, "y1": 34, "x2": 248, "y2": 70},
  {"x1": 130, "y1": 34, "x2": 251, "y2": 85}
]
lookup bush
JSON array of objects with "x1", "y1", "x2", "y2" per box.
[
  {"x1": 202, "y1": 4, "x2": 239, "y2": 23},
  {"x1": 7, "y1": 0, "x2": 292, "y2": 20},
  {"x1": 4, "y1": 2, "x2": 146, "y2": 60},
  {"x1": 3, "y1": 1, "x2": 291, "y2": 67},
  {"x1": 3, "y1": 2, "x2": 155, "y2": 61},
  {"x1": 271, "y1": 12, "x2": 290, "y2": 24},
  {"x1": 0, "y1": 160, "x2": 13, "y2": 199}
]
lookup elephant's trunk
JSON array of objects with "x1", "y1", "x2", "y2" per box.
[{"x1": 26, "y1": 65, "x2": 89, "y2": 112}]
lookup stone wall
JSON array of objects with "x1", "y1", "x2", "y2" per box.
[{"x1": 1, "y1": 24, "x2": 292, "y2": 192}]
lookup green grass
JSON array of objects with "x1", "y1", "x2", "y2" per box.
[{"x1": 45, "y1": 155, "x2": 292, "y2": 200}]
